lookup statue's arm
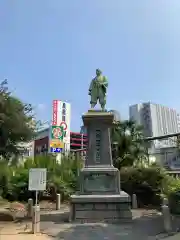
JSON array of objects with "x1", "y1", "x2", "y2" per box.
[
  {"x1": 102, "y1": 76, "x2": 108, "y2": 87},
  {"x1": 89, "y1": 80, "x2": 94, "y2": 94}
]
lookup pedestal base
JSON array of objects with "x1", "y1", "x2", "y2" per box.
[
  {"x1": 70, "y1": 192, "x2": 132, "y2": 223},
  {"x1": 79, "y1": 167, "x2": 120, "y2": 194}
]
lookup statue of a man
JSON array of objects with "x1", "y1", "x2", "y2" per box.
[{"x1": 88, "y1": 69, "x2": 108, "y2": 111}]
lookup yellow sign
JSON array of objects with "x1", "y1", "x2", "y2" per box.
[{"x1": 50, "y1": 140, "x2": 64, "y2": 148}]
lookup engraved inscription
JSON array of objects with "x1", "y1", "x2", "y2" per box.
[
  {"x1": 95, "y1": 129, "x2": 101, "y2": 163},
  {"x1": 83, "y1": 173, "x2": 116, "y2": 193}
]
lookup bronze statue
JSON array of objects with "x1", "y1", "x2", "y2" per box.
[{"x1": 88, "y1": 69, "x2": 108, "y2": 111}]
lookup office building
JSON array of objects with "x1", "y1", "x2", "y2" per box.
[
  {"x1": 108, "y1": 110, "x2": 121, "y2": 121},
  {"x1": 150, "y1": 146, "x2": 180, "y2": 169},
  {"x1": 70, "y1": 132, "x2": 87, "y2": 152},
  {"x1": 129, "y1": 102, "x2": 180, "y2": 148}
]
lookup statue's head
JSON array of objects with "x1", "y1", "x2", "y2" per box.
[{"x1": 96, "y1": 69, "x2": 102, "y2": 76}]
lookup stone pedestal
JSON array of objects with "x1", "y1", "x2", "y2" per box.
[{"x1": 70, "y1": 110, "x2": 132, "y2": 223}]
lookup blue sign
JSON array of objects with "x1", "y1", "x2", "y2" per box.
[{"x1": 50, "y1": 147, "x2": 63, "y2": 153}]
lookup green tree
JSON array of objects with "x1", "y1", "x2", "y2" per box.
[
  {"x1": 0, "y1": 80, "x2": 35, "y2": 159},
  {"x1": 111, "y1": 120, "x2": 148, "y2": 169},
  {"x1": 3, "y1": 154, "x2": 83, "y2": 202}
]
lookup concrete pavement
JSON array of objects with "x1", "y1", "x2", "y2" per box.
[
  {"x1": 0, "y1": 222, "x2": 179, "y2": 240},
  {"x1": 39, "y1": 209, "x2": 180, "y2": 239},
  {"x1": 0, "y1": 208, "x2": 179, "y2": 239}
]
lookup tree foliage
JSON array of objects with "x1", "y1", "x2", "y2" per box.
[
  {"x1": 0, "y1": 154, "x2": 83, "y2": 202},
  {"x1": 111, "y1": 120, "x2": 148, "y2": 169},
  {"x1": 0, "y1": 80, "x2": 35, "y2": 159},
  {"x1": 1, "y1": 153, "x2": 179, "y2": 207}
]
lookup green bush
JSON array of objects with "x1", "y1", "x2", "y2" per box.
[
  {"x1": 161, "y1": 174, "x2": 180, "y2": 197},
  {"x1": 121, "y1": 166, "x2": 180, "y2": 207},
  {"x1": 161, "y1": 175, "x2": 180, "y2": 214},
  {"x1": 169, "y1": 190, "x2": 180, "y2": 215},
  {"x1": 0, "y1": 161, "x2": 12, "y2": 198},
  {"x1": 6, "y1": 168, "x2": 29, "y2": 201},
  {"x1": 2, "y1": 154, "x2": 83, "y2": 203},
  {"x1": 2, "y1": 154, "x2": 180, "y2": 209},
  {"x1": 121, "y1": 166, "x2": 169, "y2": 206}
]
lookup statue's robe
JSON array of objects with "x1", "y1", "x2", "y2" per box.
[{"x1": 89, "y1": 75, "x2": 108, "y2": 105}]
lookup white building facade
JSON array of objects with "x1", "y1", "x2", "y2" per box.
[
  {"x1": 129, "y1": 102, "x2": 180, "y2": 148},
  {"x1": 149, "y1": 147, "x2": 180, "y2": 169}
]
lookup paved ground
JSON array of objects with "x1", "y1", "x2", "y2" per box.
[
  {"x1": 0, "y1": 223, "x2": 49, "y2": 240},
  {"x1": 0, "y1": 221, "x2": 179, "y2": 240},
  {"x1": 38, "y1": 209, "x2": 180, "y2": 239},
  {"x1": 0, "y1": 205, "x2": 180, "y2": 239}
]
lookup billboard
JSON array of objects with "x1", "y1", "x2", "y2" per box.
[{"x1": 49, "y1": 100, "x2": 71, "y2": 153}]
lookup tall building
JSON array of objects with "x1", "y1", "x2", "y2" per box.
[
  {"x1": 129, "y1": 102, "x2": 180, "y2": 148},
  {"x1": 70, "y1": 132, "x2": 87, "y2": 152},
  {"x1": 108, "y1": 110, "x2": 121, "y2": 121}
]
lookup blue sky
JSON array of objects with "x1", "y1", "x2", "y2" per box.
[{"x1": 1, "y1": 1, "x2": 180, "y2": 131}]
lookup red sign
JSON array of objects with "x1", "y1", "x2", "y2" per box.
[
  {"x1": 60, "y1": 121, "x2": 67, "y2": 131},
  {"x1": 52, "y1": 100, "x2": 58, "y2": 125}
]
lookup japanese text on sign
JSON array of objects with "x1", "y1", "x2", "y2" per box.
[{"x1": 28, "y1": 168, "x2": 47, "y2": 191}]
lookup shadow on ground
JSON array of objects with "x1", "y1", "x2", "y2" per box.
[
  {"x1": 52, "y1": 224, "x2": 135, "y2": 240},
  {"x1": 39, "y1": 210, "x2": 180, "y2": 239},
  {"x1": 40, "y1": 212, "x2": 69, "y2": 223}
]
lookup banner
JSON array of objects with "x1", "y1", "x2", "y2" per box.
[
  {"x1": 52, "y1": 100, "x2": 58, "y2": 126},
  {"x1": 49, "y1": 100, "x2": 71, "y2": 153}
]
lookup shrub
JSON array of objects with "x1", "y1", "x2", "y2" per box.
[
  {"x1": 2, "y1": 154, "x2": 83, "y2": 203},
  {"x1": 0, "y1": 161, "x2": 12, "y2": 198},
  {"x1": 161, "y1": 174, "x2": 180, "y2": 197},
  {"x1": 120, "y1": 166, "x2": 166, "y2": 206},
  {"x1": 161, "y1": 174, "x2": 180, "y2": 214},
  {"x1": 6, "y1": 168, "x2": 30, "y2": 202},
  {"x1": 2, "y1": 153, "x2": 180, "y2": 209}
]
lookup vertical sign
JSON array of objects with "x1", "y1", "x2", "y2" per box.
[
  {"x1": 49, "y1": 100, "x2": 71, "y2": 153},
  {"x1": 52, "y1": 100, "x2": 58, "y2": 126},
  {"x1": 61, "y1": 102, "x2": 71, "y2": 152}
]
